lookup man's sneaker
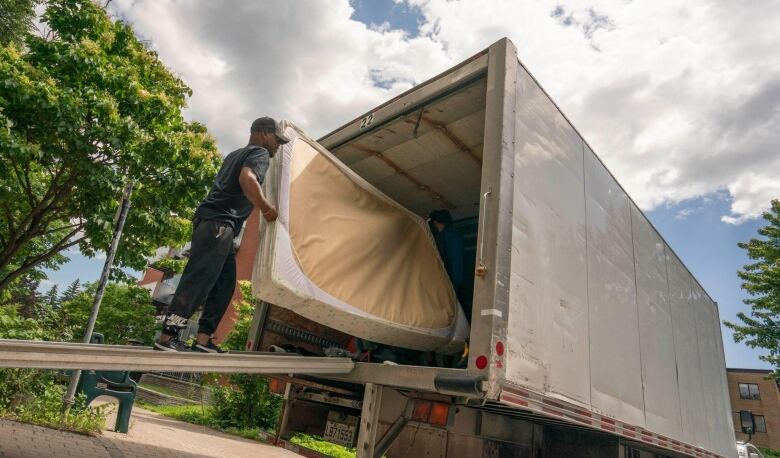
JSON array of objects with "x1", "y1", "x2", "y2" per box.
[
  {"x1": 192, "y1": 339, "x2": 227, "y2": 354},
  {"x1": 153, "y1": 338, "x2": 191, "y2": 352}
]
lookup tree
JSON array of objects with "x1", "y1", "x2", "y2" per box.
[
  {"x1": 0, "y1": 304, "x2": 51, "y2": 341},
  {"x1": 150, "y1": 256, "x2": 187, "y2": 276},
  {"x1": 42, "y1": 284, "x2": 58, "y2": 308},
  {"x1": 28, "y1": 282, "x2": 63, "y2": 334},
  {"x1": 0, "y1": 272, "x2": 40, "y2": 318},
  {"x1": 0, "y1": 0, "x2": 221, "y2": 292},
  {"x1": 59, "y1": 279, "x2": 80, "y2": 304},
  {"x1": 61, "y1": 282, "x2": 157, "y2": 345},
  {"x1": 0, "y1": 0, "x2": 39, "y2": 46},
  {"x1": 221, "y1": 281, "x2": 256, "y2": 352},
  {"x1": 724, "y1": 199, "x2": 780, "y2": 377}
]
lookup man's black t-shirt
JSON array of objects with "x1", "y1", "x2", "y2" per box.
[{"x1": 194, "y1": 144, "x2": 270, "y2": 234}]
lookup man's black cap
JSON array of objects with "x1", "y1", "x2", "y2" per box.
[{"x1": 251, "y1": 117, "x2": 290, "y2": 144}]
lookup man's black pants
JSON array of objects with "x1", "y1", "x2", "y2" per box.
[{"x1": 162, "y1": 218, "x2": 236, "y2": 337}]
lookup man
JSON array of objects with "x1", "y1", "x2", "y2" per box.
[
  {"x1": 429, "y1": 210, "x2": 468, "y2": 319},
  {"x1": 154, "y1": 117, "x2": 290, "y2": 353}
]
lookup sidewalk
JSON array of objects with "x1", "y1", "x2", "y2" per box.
[{"x1": 0, "y1": 405, "x2": 303, "y2": 458}]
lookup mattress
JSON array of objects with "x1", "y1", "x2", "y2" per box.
[{"x1": 252, "y1": 124, "x2": 469, "y2": 353}]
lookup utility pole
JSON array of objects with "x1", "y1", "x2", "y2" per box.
[{"x1": 62, "y1": 181, "x2": 134, "y2": 414}]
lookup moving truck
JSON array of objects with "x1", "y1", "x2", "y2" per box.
[{"x1": 247, "y1": 38, "x2": 736, "y2": 458}]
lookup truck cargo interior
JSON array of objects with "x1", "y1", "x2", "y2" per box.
[{"x1": 327, "y1": 76, "x2": 488, "y2": 330}]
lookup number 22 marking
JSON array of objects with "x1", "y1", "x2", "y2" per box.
[{"x1": 359, "y1": 113, "x2": 374, "y2": 129}]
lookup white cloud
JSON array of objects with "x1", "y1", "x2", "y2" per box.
[
  {"x1": 108, "y1": 0, "x2": 779, "y2": 224},
  {"x1": 721, "y1": 173, "x2": 779, "y2": 224},
  {"x1": 408, "y1": 0, "x2": 780, "y2": 222},
  {"x1": 675, "y1": 208, "x2": 694, "y2": 220},
  {"x1": 110, "y1": 0, "x2": 449, "y2": 148}
]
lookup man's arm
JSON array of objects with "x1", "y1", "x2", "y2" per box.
[{"x1": 238, "y1": 166, "x2": 277, "y2": 221}]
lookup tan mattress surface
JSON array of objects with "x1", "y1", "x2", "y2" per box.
[
  {"x1": 289, "y1": 141, "x2": 455, "y2": 328},
  {"x1": 253, "y1": 125, "x2": 469, "y2": 352}
]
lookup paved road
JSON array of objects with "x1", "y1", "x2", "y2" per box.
[{"x1": 0, "y1": 405, "x2": 302, "y2": 458}]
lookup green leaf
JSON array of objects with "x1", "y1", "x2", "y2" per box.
[{"x1": 0, "y1": 0, "x2": 222, "y2": 289}]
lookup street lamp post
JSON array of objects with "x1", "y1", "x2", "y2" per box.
[{"x1": 62, "y1": 181, "x2": 134, "y2": 414}]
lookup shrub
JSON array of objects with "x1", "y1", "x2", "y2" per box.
[
  {"x1": 0, "y1": 304, "x2": 105, "y2": 434},
  {"x1": 6, "y1": 381, "x2": 106, "y2": 435},
  {"x1": 208, "y1": 281, "x2": 281, "y2": 431},
  {"x1": 61, "y1": 283, "x2": 157, "y2": 345},
  {"x1": 0, "y1": 303, "x2": 53, "y2": 341},
  {"x1": 210, "y1": 374, "x2": 281, "y2": 431}
]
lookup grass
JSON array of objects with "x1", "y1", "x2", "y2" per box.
[
  {"x1": 138, "y1": 402, "x2": 359, "y2": 458},
  {"x1": 760, "y1": 448, "x2": 780, "y2": 458},
  {"x1": 137, "y1": 403, "x2": 212, "y2": 426},
  {"x1": 138, "y1": 382, "x2": 186, "y2": 399},
  {"x1": 290, "y1": 433, "x2": 356, "y2": 458},
  {"x1": 137, "y1": 402, "x2": 265, "y2": 442}
]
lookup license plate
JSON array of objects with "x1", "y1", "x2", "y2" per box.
[{"x1": 323, "y1": 420, "x2": 356, "y2": 447}]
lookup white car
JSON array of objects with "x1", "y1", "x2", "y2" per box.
[{"x1": 737, "y1": 441, "x2": 764, "y2": 458}]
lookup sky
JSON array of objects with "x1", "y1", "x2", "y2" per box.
[{"x1": 40, "y1": 0, "x2": 778, "y2": 369}]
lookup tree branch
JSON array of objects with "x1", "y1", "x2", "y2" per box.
[
  {"x1": 30, "y1": 21, "x2": 46, "y2": 39},
  {"x1": 7, "y1": 154, "x2": 35, "y2": 208},
  {"x1": 39, "y1": 221, "x2": 83, "y2": 237},
  {"x1": 4, "y1": 157, "x2": 70, "y2": 242},
  {"x1": 0, "y1": 230, "x2": 86, "y2": 292},
  {"x1": 23, "y1": 163, "x2": 34, "y2": 206},
  {"x1": 0, "y1": 202, "x2": 15, "y2": 236},
  {"x1": 0, "y1": 172, "x2": 77, "y2": 271}
]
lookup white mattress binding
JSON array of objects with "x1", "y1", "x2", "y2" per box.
[{"x1": 252, "y1": 123, "x2": 469, "y2": 353}]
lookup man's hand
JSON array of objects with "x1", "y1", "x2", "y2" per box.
[{"x1": 262, "y1": 207, "x2": 278, "y2": 222}]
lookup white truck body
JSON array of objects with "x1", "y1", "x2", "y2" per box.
[
  {"x1": 500, "y1": 43, "x2": 736, "y2": 457},
  {"x1": 251, "y1": 37, "x2": 736, "y2": 458}
]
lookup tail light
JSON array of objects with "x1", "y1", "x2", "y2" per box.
[{"x1": 411, "y1": 400, "x2": 450, "y2": 426}]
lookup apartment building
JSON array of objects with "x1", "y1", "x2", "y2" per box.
[{"x1": 728, "y1": 368, "x2": 780, "y2": 450}]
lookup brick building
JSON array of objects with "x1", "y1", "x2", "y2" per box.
[
  {"x1": 138, "y1": 210, "x2": 262, "y2": 345},
  {"x1": 727, "y1": 368, "x2": 780, "y2": 450}
]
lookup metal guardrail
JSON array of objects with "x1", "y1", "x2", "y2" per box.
[{"x1": 0, "y1": 340, "x2": 354, "y2": 375}]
